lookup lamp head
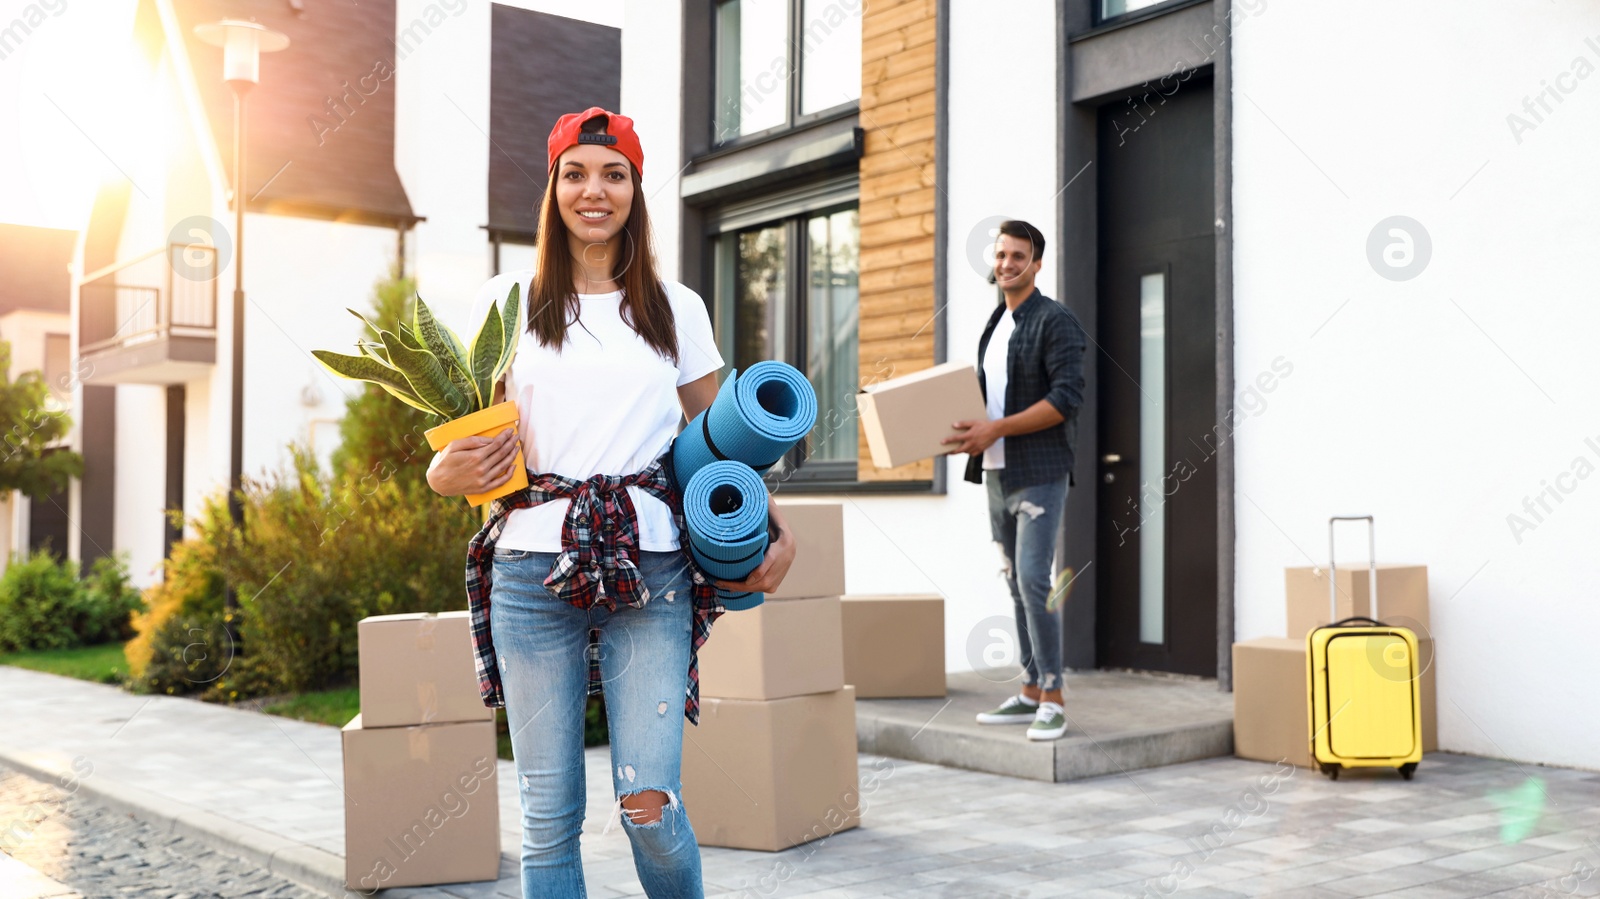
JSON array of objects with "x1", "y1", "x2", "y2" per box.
[{"x1": 194, "y1": 19, "x2": 289, "y2": 86}]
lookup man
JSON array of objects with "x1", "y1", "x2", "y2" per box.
[{"x1": 943, "y1": 220, "x2": 1086, "y2": 741}]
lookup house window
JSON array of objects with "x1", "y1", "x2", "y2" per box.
[
  {"x1": 1100, "y1": 0, "x2": 1183, "y2": 21},
  {"x1": 713, "y1": 0, "x2": 862, "y2": 144},
  {"x1": 713, "y1": 205, "x2": 859, "y2": 479}
]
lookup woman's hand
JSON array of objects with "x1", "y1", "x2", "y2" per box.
[
  {"x1": 714, "y1": 502, "x2": 796, "y2": 595},
  {"x1": 426, "y1": 427, "x2": 522, "y2": 497}
]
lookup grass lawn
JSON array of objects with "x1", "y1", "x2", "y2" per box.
[
  {"x1": 260, "y1": 689, "x2": 609, "y2": 761},
  {"x1": 0, "y1": 642, "x2": 601, "y2": 764},
  {"x1": 0, "y1": 641, "x2": 130, "y2": 684},
  {"x1": 262, "y1": 688, "x2": 521, "y2": 760},
  {"x1": 261, "y1": 687, "x2": 361, "y2": 728}
]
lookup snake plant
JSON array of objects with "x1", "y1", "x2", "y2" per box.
[{"x1": 313, "y1": 283, "x2": 524, "y2": 420}]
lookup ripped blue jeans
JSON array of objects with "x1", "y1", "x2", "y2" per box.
[
  {"x1": 986, "y1": 475, "x2": 1069, "y2": 693},
  {"x1": 490, "y1": 548, "x2": 703, "y2": 899}
]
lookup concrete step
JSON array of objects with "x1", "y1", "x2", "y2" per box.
[{"x1": 855, "y1": 668, "x2": 1235, "y2": 783}]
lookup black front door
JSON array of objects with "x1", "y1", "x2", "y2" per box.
[{"x1": 1094, "y1": 73, "x2": 1218, "y2": 676}]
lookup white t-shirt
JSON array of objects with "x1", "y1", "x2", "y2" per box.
[
  {"x1": 981, "y1": 307, "x2": 1017, "y2": 471},
  {"x1": 464, "y1": 270, "x2": 724, "y2": 551}
]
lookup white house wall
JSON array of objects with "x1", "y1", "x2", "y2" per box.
[
  {"x1": 182, "y1": 375, "x2": 212, "y2": 543},
  {"x1": 395, "y1": 0, "x2": 625, "y2": 335},
  {"x1": 237, "y1": 214, "x2": 402, "y2": 483},
  {"x1": 620, "y1": 0, "x2": 685, "y2": 284},
  {"x1": 618, "y1": 0, "x2": 1061, "y2": 673},
  {"x1": 93, "y1": 0, "x2": 638, "y2": 582},
  {"x1": 113, "y1": 385, "x2": 168, "y2": 583},
  {"x1": 897, "y1": 0, "x2": 1061, "y2": 672},
  {"x1": 1231, "y1": 0, "x2": 1600, "y2": 769},
  {"x1": 393, "y1": 0, "x2": 491, "y2": 326}
]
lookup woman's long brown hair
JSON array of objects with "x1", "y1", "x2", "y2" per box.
[{"x1": 527, "y1": 122, "x2": 679, "y2": 365}]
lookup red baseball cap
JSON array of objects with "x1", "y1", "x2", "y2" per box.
[{"x1": 546, "y1": 107, "x2": 644, "y2": 179}]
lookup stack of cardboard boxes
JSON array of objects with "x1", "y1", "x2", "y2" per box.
[
  {"x1": 683, "y1": 496, "x2": 950, "y2": 850},
  {"x1": 1233, "y1": 566, "x2": 1437, "y2": 768},
  {"x1": 844, "y1": 362, "x2": 960, "y2": 699},
  {"x1": 685, "y1": 499, "x2": 857, "y2": 851},
  {"x1": 839, "y1": 594, "x2": 946, "y2": 699},
  {"x1": 342, "y1": 611, "x2": 501, "y2": 891}
]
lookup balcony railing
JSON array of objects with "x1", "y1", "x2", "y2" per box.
[{"x1": 78, "y1": 243, "x2": 219, "y2": 385}]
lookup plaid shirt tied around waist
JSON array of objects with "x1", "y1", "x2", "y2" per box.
[{"x1": 464, "y1": 448, "x2": 723, "y2": 724}]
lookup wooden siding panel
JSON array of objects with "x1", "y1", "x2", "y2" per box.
[
  {"x1": 857, "y1": 284, "x2": 937, "y2": 317},
  {"x1": 860, "y1": 236, "x2": 935, "y2": 272},
  {"x1": 862, "y1": 114, "x2": 937, "y2": 153},
  {"x1": 862, "y1": 16, "x2": 936, "y2": 63},
  {"x1": 860, "y1": 187, "x2": 936, "y2": 226},
  {"x1": 861, "y1": 0, "x2": 935, "y2": 42},
  {"x1": 857, "y1": 0, "x2": 938, "y2": 482},
  {"x1": 859, "y1": 260, "x2": 934, "y2": 294},
  {"x1": 859, "y1": 212, "x2": 936, "y2": 249},
  {"x1": 861, "y1": 66, "x2": 941, "y2": 109},
  {"x1": 856, "y1": 88, "x2": 937, "y2": 129},
  {"x1": 859, "y1": 163, "x2": 937, "y2": 201},
  {"x1": 859, "y1": 137, "x2": 937, "y2": 180},
  {"x1": 861, "y1": 38, "x2": 936, "y2": 85},
  {"x1": 859, "y1": 308, "x2": 940, "y2": 342}
]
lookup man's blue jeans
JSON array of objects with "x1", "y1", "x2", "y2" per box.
[
  {"x1": 986, "y1": 474, "x2": 1069, "y2": 692},
  {"x1": 489, "y1": 548, "x2": 704, "y2": 899}
]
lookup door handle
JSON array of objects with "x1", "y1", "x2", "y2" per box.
[{"x1": 1102, "y1": 453, "x2": 1122, "y2": 464}]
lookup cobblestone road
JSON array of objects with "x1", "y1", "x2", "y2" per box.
[{"x1": 0, "y1": 763, "x2": 319, "y2": 899}]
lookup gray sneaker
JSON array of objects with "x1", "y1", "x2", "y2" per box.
[
  {"x1": 1027, "y1": 702, "x2": 1067, "y2": 741},
  {"x1": 975, "y1": 694, "x2": 1039, "y2": 725}
]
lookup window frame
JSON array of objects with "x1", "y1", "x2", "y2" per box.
[
  {"x1": 711, "y1": 0, "x2": 862, "y2": 151},
  {"x1": 1091, "y1": 0, "x2": 1205, "y2": 30},
  {"x1": 707, "y1": 194, "x2": 891, "y2": 492}
]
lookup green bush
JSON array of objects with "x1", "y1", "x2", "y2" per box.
[
  {"x1": 0, "y1": 552, "x2": 141, "y2": 653},
  {"x1": 132, "y1": 610, "x2": 236, "y2": 696},
  {"x1": 130, "y1": 265, "x2": 483, "y2": 701},
  {"x1": 210, "y1": 447, "x2": 478, "y2": 695},
  {"x1": 126, "y1": 504, "x2": 231, "y2": 694},
  {"x1": 77, "y1": 554, "x2": 145, "y2": 645},
  {"x1": 0, "y1": 553, "x2": 81, "y2": 652}
]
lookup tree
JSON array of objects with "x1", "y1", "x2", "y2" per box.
[
  {"x1": 0, "y1": 341, "x2": 83, "y2": 499},
  {"x1": 329, "y1": 264, "x2": 438, "y2": 484}
]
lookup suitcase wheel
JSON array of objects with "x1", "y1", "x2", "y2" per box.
[
  {"x1": 1320, "y1": 763, "x2": 1340, "y2": 781},
  {"x1": 1399, "y1": 763, "x2": 1417, "y2": 781}
]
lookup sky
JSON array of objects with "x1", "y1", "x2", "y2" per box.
[
  {"x1": 0, "y1": 0, "x2": 625, "y2": 236},
  {"x1": 0, "y1": 0, "x2": 144, "y2": 233}
]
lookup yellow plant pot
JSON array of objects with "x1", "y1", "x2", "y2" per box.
[{"x1": 424, "y1": 400, "x2": 528, "y2": 507}]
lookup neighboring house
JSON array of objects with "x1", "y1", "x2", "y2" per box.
[
  {"x1": 618, "y1": 0, "x2": 1600, "y2": 771},
  {"x1": 69, "y1": 0, "x2": 621, "y2": 585},
  {"x1": 0, "y1": 223, "x2": 76, "y2": 567}
]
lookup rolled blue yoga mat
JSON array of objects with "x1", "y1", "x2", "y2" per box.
[
  {"x1": 672, "y1": 361, "x2": 818, "y2": 489},
  {"x1": 681, "y1": 460, "x2": 770, "y2": 611}
]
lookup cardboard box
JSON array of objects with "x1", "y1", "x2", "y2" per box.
[
  {"x1": 699, "y1": 596, "x2": 844, "y2": 700},
  {"x1": 341, "y1": 714, "x2": 501, "y2": 891},
  {"x1": 681, "y1": 687, "x2": 860, "y2": 851},
  {"x1": 857, "y1": 361, "x2": 987, "y2": 470},
  {"x1": 840, "y1": 594, "x2": 946, "y2": 698},
  {"x1": 767, "y1": 500, "x2": 845, "y2": 600},
  {"x1": 358, "y1": 611, "x2": 495, "y2": 728},
  {"x1": 1285, "y1": 564, "x2": 1430, "y2": 639},
  {"x1": 1233, "y1": 636, "x2": 1436, "y2": 769}
]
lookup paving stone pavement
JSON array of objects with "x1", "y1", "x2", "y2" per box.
[{"x1": 2, "y1": 666, "x2": 1599, "y2": 898}]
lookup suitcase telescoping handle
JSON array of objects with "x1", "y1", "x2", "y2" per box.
[{"x1": 1328, "y1": 515, "x2": 1380, "y2": 624}]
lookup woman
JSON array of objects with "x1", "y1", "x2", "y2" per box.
[{"x1": 427, "y1": 108, "x2": 796, "y2": 898}]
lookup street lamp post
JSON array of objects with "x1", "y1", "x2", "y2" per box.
[{"x1": 195, "y1": 19, "x2": 288, "y2": 617}]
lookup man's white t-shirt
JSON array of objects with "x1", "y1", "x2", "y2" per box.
[
  {"x1": 981, "y1": 307, "x2": 1017, "y2": 471},
  {"x1": 464, "y1": 270, "x2": 724, "y2": 551}
]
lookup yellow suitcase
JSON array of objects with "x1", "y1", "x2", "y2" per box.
[{"x1": 1306, "y1": 516, "x2": 1422, "y2": 781}]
